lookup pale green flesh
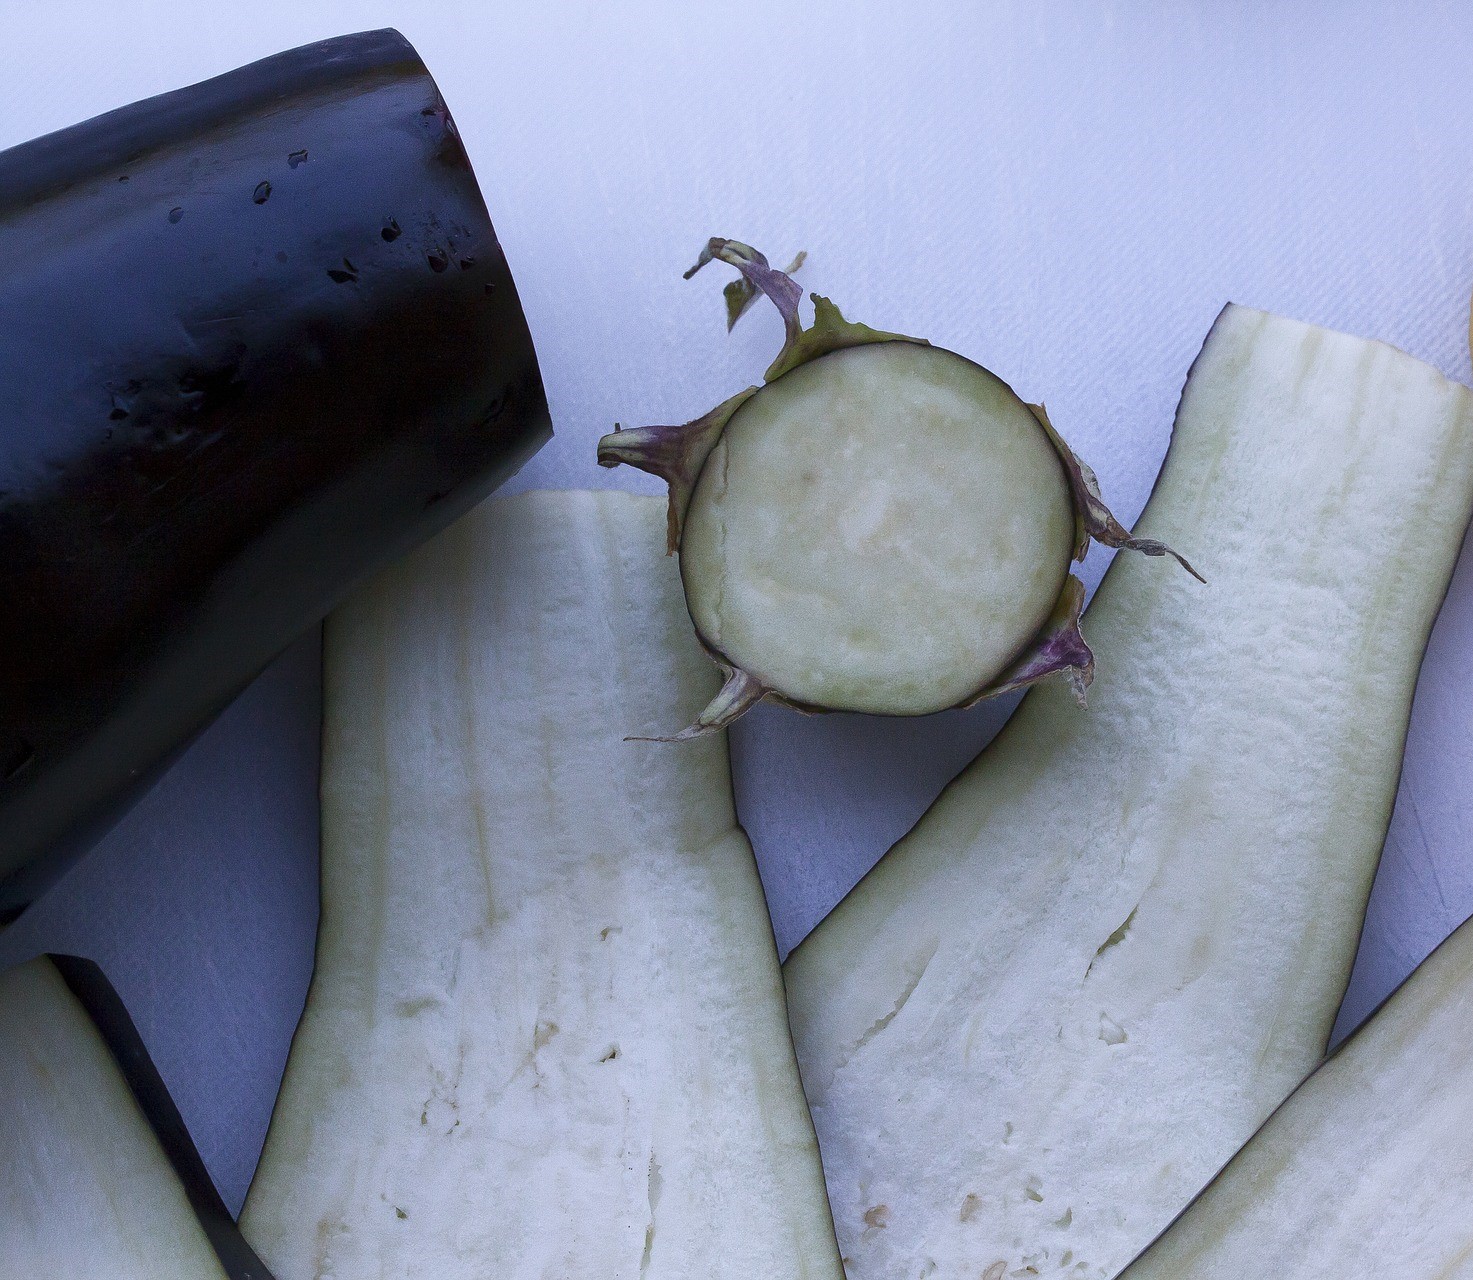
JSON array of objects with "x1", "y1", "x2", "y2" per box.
[
  {"x1": 680, "y1": 342, "x2": 1076, "y2": 714},
  {"x1": 0, "y1": 959, "x2": 225, "y2": 1280},
  {"x1": 240, "y1": 491, "x2": 843, "y2": 1280},
  {"x1": 1120, "y1": 913, "x2": 1473, "y2": 1278},
  {"x1": 783, "y1": 306, "x2": 1473, "y2": 1280}
]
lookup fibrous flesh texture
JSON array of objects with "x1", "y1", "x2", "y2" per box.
[
  {"x1": 240, "y1": 490, "x2": 843, "y2": 1280},
  {"x1": 1120, "y1": 911, "x2": 1473, "y2": 1278},
  {"x1": 783, "y1": 305, "x2": 1473, "y2": 1280}
]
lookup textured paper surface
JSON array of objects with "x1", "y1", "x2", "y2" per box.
[{"x1": 2, "y1": 0, "x2": 1473, "y2": 1212}]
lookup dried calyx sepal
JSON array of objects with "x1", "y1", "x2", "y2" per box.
[{"x1": 598, "y1": 239, "x2": 1200, "y2": 740}]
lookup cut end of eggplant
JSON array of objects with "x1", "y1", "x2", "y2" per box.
[
  {"x1": 680, "y1": 341, "x2": 1078, "y2": 716},
  {"x1": 600, "y1": 239, "x2": 1193, "y2": 734}
]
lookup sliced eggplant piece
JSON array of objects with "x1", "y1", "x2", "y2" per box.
[
  {"x1": 597, "y1": 240, "x2": 1194, "y2": 735},
  {"x1": 240, "y1": 491, "x2": 843, "y2": 1279},
  {"x1": 0, "y1": 955, "x2": 272, "y2": 1279},
  {"x1": 1119, "y1": 912, "x2": 1473, "y2": 1277},
  {"x1": 782, "y1": 306, "x2": 1473, "y2": 1280},
  {"x1": 0, "y1": 29, "x2": 550, "y2": 920}
]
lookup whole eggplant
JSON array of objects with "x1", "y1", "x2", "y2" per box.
[{"x1": 0, "y1": 29, "x2": 551, "y2": 918}]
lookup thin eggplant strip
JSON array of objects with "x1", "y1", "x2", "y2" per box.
[
  {"x1": 783, "y1": 305, "x2": 1473, "y2": 1280},
  {"x1": 1119, "y1": 911, "x2": 1473, "y2": 1277},
  {"x1": 240, "y1": 491, "x2": 843, "y2": 1280}
]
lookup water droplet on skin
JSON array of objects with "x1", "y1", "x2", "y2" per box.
[
  {"x1": 168, "y1": 207, "x2": 183, "y2": 223},
  {"x1": 381, "y1": 217, "x2": 401, "y2": 242},
  {"x1": 426, "y1": 249, "x2": 449, "y2": 273},
  {"x1": 287, "y1": 149, "x2": 308, "y2": 168},
  {"x1": 458, "y1": 256, "x2": 476, "y2": 270},
  {"x1": 253, "y1": 181, "x2": 271, "y2": 204}
]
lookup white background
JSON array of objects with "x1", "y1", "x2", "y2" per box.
[{"x1": 3, "y1": 0, "x2": 1473, "y2": 1214}]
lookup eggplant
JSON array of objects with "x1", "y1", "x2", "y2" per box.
[
  {"x1": 1118, "y1": 911, "x2": 1473, "y2": 1277},
  {"x1": 0, "y1": 29, "x2": 550, "y2": 920},
  {"x1": 781, "y1": 306, "x2": 1473, "y2": 1280},
  {"x1": 240, "y1": 491, "x2": 843, "y2": 1280},
  {"x1": 596, "y1": 239, "x2": 1196, "y2": 738},
  {"x1": 0, "y1": 954, "x2": 273, "y2": 1278}
]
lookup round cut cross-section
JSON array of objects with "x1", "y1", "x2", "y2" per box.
[{"x1": 679, "y1": 341, "x2": 1076, "y2": 714}]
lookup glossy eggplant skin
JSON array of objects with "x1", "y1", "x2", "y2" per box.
[
  {"x1": 49, "y1": 954, "x2": 276, "y2": 1279},
  {"x1": 0, "y1": 30, "x2": 550, "y2": 918}
]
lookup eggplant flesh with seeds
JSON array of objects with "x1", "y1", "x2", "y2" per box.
[
  {"x1": 781, "y1": 306, "x2": 1473, "y2": 1280},
  {"x1": 0, "y1": 955, "x2": 273, "y2": 1279},
  {"x1": 597, "y1": 239, "x2": 1195, "y2": 735},
  {"x1": 240, "y1": 491, "x2": 843, "y2": 1280},
  {"x1": 1119, "y1": 911, "x2": 1473, "y2": 1278},
  {"x1": 0, "y1": 29, "x2": 549, "y2": 920}
]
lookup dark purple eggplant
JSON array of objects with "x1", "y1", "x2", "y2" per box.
[{"x1": 0, "y1": 29, "x2": 550, "y2": 919}]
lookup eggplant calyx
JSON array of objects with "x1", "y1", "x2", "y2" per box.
[
  {"x1": 627, "y1": 663, "x2": 768, "y2": 742},
  {"x1": 596, "y1": 387, "x2": 758, "y2": 552},
  {"x1": 1028, "y1": 403, "x2": 1205, "y2": 582},
  {"x1": 686, "y1": 238, "x2": 804, "y2": 351},
  {"x1": 958, "y1": 575, "x2": 1095, "y2": 708},
  {"x1": 685, "y1": 237, "x2": 921, "y2": 382},
  {"x1": 711, "y1": 247, "x2": 808, "y2": 332}
]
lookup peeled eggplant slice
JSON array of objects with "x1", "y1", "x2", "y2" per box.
[
  {"x1": 597, "y1": 240, "x2": 1195, "y2": 733},
  {"x1": 1119, "y1": 912, "x2": 1473, "y2": 1277},
  {"x1": 240, "y1": 491, "x2": 843, "y2": 1280},
  {"x1": 782, "y1": 306, "x2": 1473, "y2": 1280},
  {"x1": 0, "y1": 956, "x2": 272, "y2": 1279}
]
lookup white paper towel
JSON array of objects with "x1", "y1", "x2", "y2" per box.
[{"x1": 2, "y1": 0, "x2": 1472, "y2": 1212}]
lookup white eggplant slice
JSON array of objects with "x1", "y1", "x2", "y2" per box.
[
  {"x1": 1119, "y1": 910, "x2": 1473, "y2": 1278},
  {"x1": 782, "y1": 305, "x2": 1473, "y2": 1280},
  {"x1": 239, "y1": 490, "x2": 843, "y2": 1280},
  {"x1": 598, "y1": 240, "x2": 1197, "y2": 735},
  {"x1": 0, "y1": 956, "x2": 263, "y2": 1279}
]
